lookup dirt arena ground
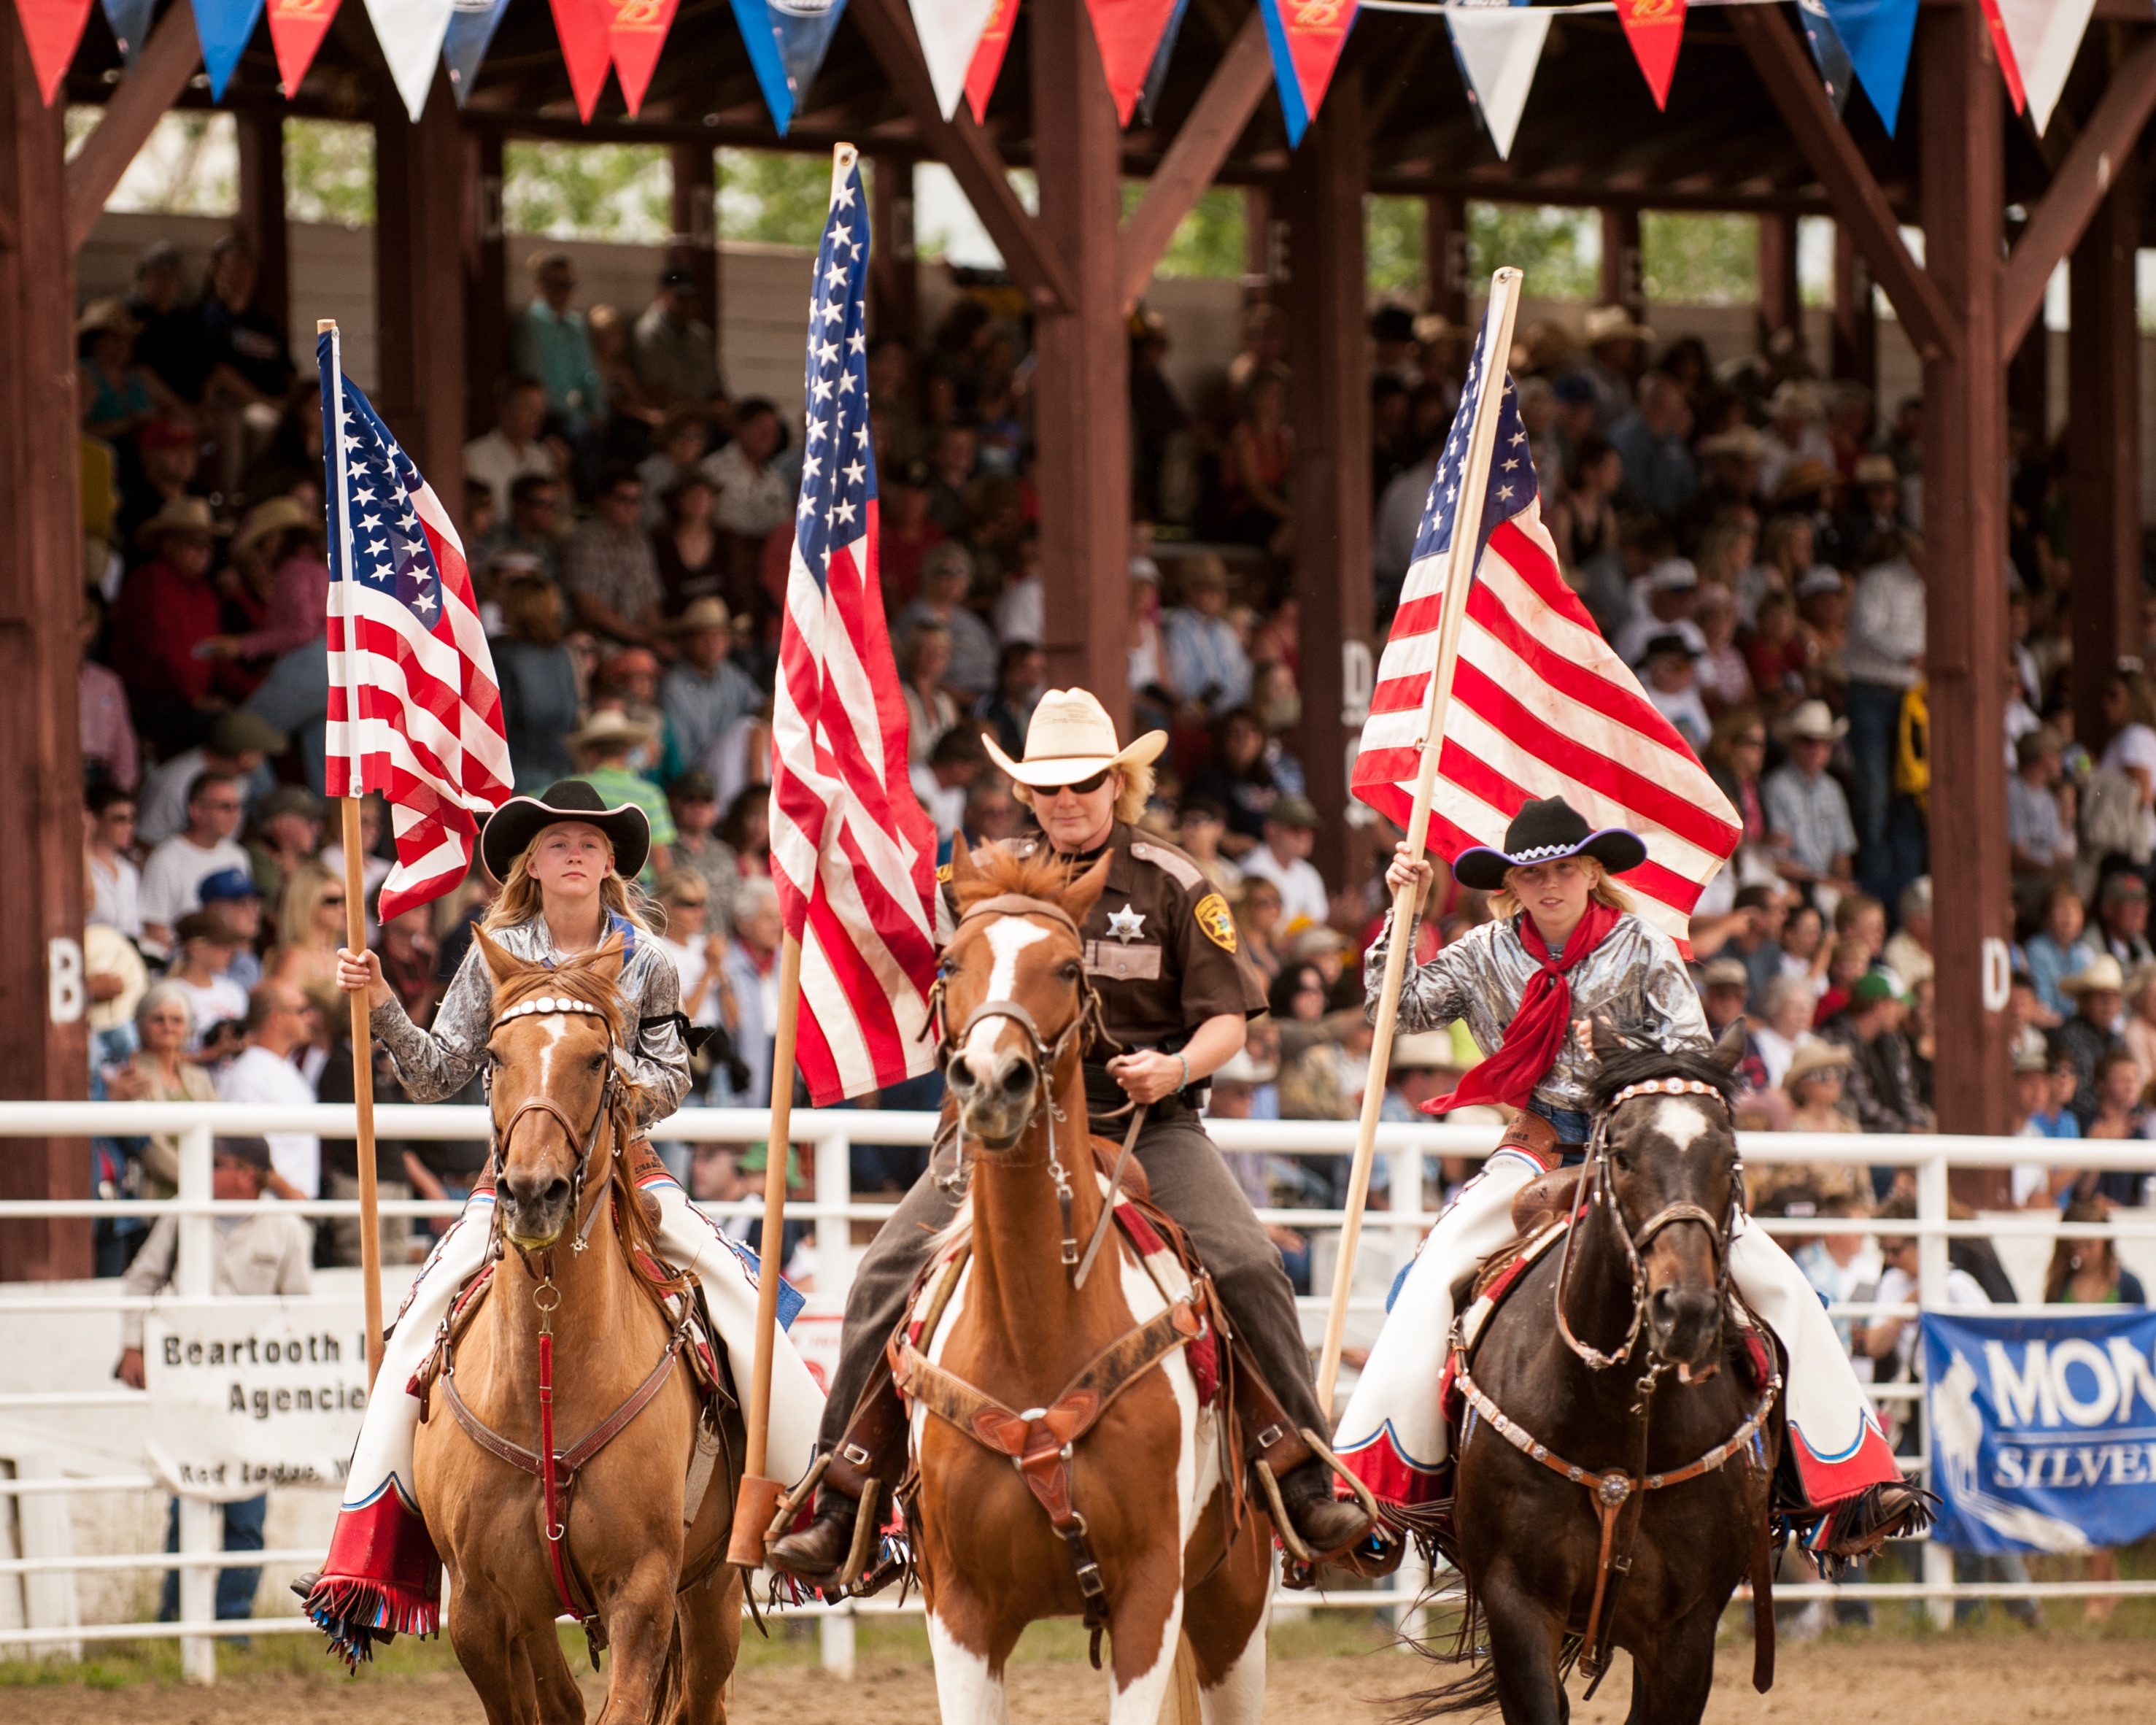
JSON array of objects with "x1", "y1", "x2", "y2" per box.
[{"x1": 4, "y1": 1625, "x2": 2152, "y2": 1724}]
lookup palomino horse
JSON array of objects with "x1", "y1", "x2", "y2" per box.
[
  {"x1": 413, "y1": 933, "x2": 744, "y2": 1725},
  {"x1": 1410, "y1": 1022, "x2": 1782, "y2": 1725},
  {"x1": 904, "y1": 842, "x2": 1274, "y2": 1725}
]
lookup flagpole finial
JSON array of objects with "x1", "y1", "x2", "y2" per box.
[
  {"x1": 317, "y1": 319, "x2": 337, "y2": 334},
  {"x1": 830, "y1": 143, "x2": 859, "y2": 209}
]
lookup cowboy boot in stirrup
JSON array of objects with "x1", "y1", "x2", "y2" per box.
[
  {"x1": 766, "y1": 1376, "x2": 908, "y2": 1589},
  {"x1": 1275, "y1": 1458, "x2": 1376, "y2": 1552}
]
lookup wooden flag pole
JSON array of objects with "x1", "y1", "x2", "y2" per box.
[
  {"x1": 1315, "y1": 268, "x2": 1524, "y2": 1420},
  {"x1": 320, "y1": 315, "x2": 386, "y2": 1390},
  {"x1": 725, "y1": 928, "x2": 806, "y2": 1568}
]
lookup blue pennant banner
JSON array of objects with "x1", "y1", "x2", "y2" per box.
[
  {"x1": 772, "y1": 0, "x2": 849, "y2": 126},
  {"x1": 442, "y1": 0, "x2": 512, "y2": 105},
  {"x1": 1135, "y1": 0, "x2": 1189, "y2": 127},
  {"x1": 1796, "y1": 0, "x2": 1855, "y2": 119},
  {"x1": 1821, "y1": 0, "x2": 1918, "y2": 134},
  {"x1": 195, "y1": 0, "x2": 268, "y2": 97},
  {"x1": 100, "y1": 0, "x2": 156, "y2": 65},
  {"x1": 730, "y1": 0, "x2": 797, "y2": 133}
]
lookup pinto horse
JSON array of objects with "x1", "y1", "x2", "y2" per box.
[
  {"x1": 413, "y1": 933, "x2": 744, "y2": 1725},
  {"x1": 1410, "y1": 1022, "x2": 1783, "y2": 1725},
  {"x1": 904, "y1": 842, "x2": 1274, "y2": 1725}
]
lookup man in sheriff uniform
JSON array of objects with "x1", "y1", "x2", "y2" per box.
[{"x1": 769, "y1": 689, "x2": 1372, "y2": 1581}]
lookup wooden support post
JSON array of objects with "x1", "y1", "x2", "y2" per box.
[
  {"x1": 1758, "y1": 207, "x2": 1798, "y2": 349},
  {"x1": 1831, "y1": 221, "x2": 1875, "y2": 389},
  {"x1": 668, "y1": 142, "x2": 719, "y2": 333},
  {"x1": 868, "y1": 153, "x2": 919, "y2": 341},
  {"x1": 63, "y1": 0, "x2": 198, "y2": 251},
  {"x1": 1285, "y1": 70, "x2": 1372, "y2": 896},
  {"x1": 2006, "y1": 290, "x2": 2049, "y2": 452},
  {"x1": 1599, "y1": 204, "x2": 1642, "y2": 320},
  {"x1": 0, "y1": 26, "x2": 90, "y2": 1280},
  {"x1": 1423, "y1": 190, "x2": 1467, "y2": 325},
  {"x1": 374, "y1": 73, "x2": 468, "y2": 506},
  {"x1": 2068, "y1": 147, "x2": 2141, "y2": 759},
  {"x1": 1242, "y1": 184, "x2": 1273, "y2": 299},
  {"x1": 463, "y1": 123, "x2": 506, "y2": 442},
  {"x1": 1919, "y1": 3, "x2": 2012, "y2": 1165},
  {"x1": 236, "y1": 110, "x2": 289, "y2": 339},
  {"x1": 1029, "y1": 0, "x2": 1129, "y2": 720}
]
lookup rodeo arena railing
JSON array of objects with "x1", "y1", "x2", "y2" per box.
[{"x1": 0, "y1": 1103, "x2": 2153, "y2": 1683}]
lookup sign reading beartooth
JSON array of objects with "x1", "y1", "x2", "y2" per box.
[
  {"x1": 145, "y1": 1299, "x2": 370, "y2": 1501},
  {"x1": 1921, "y1": 1309, "x2": 2156, "y2": 1555}
]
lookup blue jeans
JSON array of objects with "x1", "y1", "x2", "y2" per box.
[
  {"x1": 159, "y1": 1493, "x2": 266, "y2": 1621},
  {"x1": 1529, "y1": 1101, "x2": 1594, "y2": 1165},
  {"x1": 1846, "y1": 682, "x2": 1925, "y2": 902}
]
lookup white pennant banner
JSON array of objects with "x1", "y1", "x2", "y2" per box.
[
  {"x1": 365, "y1": 0, "x2": 458, "y2": 119},
  {"x1": 1994, "y1": 0, "x2": 2097, "y2": 134},
  {"x1": 909, "y1": 0, "x2": 1005, "y2": 117},
  {"x1": 1448, "y1": 2, "x2": 1554, "y2": 161}
]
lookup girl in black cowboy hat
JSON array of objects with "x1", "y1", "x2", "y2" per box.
[
  {"x1": 1332, "y1": 794, "x2": 1925, "y2": 1560},
  {"x1": 304, "y1": 782, "x2": 825, "y2": 1653}
]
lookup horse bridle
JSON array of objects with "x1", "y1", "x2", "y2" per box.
[
  {"x1": 485, "y1": 995, "x2": 625, "y2": 1265},
  {"x1": 1553, "y1": 1076, "x2": 1746, "y2": 1374}
]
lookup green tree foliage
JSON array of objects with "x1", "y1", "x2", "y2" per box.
[
  {"x1": 1641, "y1": 212, "x2": 1758, "y2": 305},
  {"x1": 1469, "y1": 204, "x2": 1597, "y2": 301},
  {"x1": 74, "y1": 110, "x2": 235, "y2": 215},
  {"x1": 1117, "y1": 182, "x2": 1245, "y2": 279},
  {"x1": 1367, "y1": 196, "x2": 1423, "y2": 298},
  {"x1": 503, "y1": 141, "x2": 669, "y2": 242},
  {"x1": 285, "y1": 120, "x2": 374, "y2": 228},
  {"x1": 719, "y1": 150, "x2": 840, "y2": 247}
]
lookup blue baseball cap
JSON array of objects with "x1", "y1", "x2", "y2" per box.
[{"x1": 198, "y1": 868, "x2": 260, "y2": 903}]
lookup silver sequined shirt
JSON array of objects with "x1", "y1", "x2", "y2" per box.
[
  {"x1": 369, "y1": 912, "x2": 690, "y2": 1127},
  {"x1": 1365, "y1": 909, "x2": 1709, "y2": 1116}
]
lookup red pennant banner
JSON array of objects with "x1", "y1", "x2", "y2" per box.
[
  {"x1": 1083, "y1": 0, "x2": 1181, "y2": 125},
  {"x1": 266, "y1": 0, "x2": 341, "y2": 97},
  {"x1": 963, "y1": 0, "x2": 1019, "y2": 123},
  {"x1": 549, "y1": 0, "x2": 615, "y2": 120},
  {"x1": 15, "y1": 0, "x2": 96, "y2": 104},
  {"x1": 606, "y1": 0, "x2": 679, "y2": 117},
  {"x1": 1615, "y1": 0, "x2": 1685, "y2": 110},
  {"x1": 1977, "y1": 0, "x2": 2026, "y2": 113}
]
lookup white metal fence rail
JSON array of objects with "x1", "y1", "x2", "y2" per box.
[{"x1": 0, "y1": 1102, "x2": 2152, "y2": 1680}]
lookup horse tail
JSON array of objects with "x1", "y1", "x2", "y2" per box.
[
  {"x1": 1390, "y1": 1578, "x2": 1502, "y2": 1724},
  {"x1": 649, "y1": 1609, "x2": 687, "y2": 1724},
  {"x1": 1162, "y1": 1632, "x2": 1204, "y2": 1725}
]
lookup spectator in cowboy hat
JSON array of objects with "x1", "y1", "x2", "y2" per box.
[
  {"x1": 2052, "y1": 953, "x2": 2129, "y2": 1124},
  {"x1": 1840, "y1": 451, "x2": 1906, "y2": 552},
  {"x1": 570, "y1": 709, "x2": 675, "y2": 879},
  {"x1": 1763, "y1": 699, "x2": 1855, "y2": 888},
  {"x1": 1613, "y1": 555, "x2": 1706, "y2": 665},
  {"x1": 1570, "y1": 304, "x2": 1655, "y2": 429},
  {"x1": 109, "y1": 495, "x2": 232, "y2": 752},
  {"x1": 659, "y1": 596, "x2": 758, "y2": 769},
  {"x1": 1758, "y1": 379, "x2": 1833, "y2": 501}
]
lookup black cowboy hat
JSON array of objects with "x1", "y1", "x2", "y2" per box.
[
  {"x1": 1452, "y1": 796, "x2": 1647, "y2": 892},
  {"x1": 480, "y1": 779, "x2": 651, "y2": 884}
]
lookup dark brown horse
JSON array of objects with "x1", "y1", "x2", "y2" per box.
[{"x1": 1410, "y1": 1022, "x2": 1782, "y2": 1725}]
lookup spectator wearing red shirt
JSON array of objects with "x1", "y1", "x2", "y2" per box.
[{"x1": 111, "y1": 496, "x2": 229, "y2": 753}]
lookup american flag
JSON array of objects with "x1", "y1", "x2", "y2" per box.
[
  {"x1": 1351, "y1": 314, "x2": 1739, "y2": 950},
  {"x1": 319, "y1": 331, "x2": 512, "y2": 922},
  {"x1": 768, "y1": 149, "x2": 941, "y2": 1107}
]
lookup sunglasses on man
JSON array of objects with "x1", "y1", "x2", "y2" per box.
[{"x1": 1039, "y1": 768, "x2": 1110, "y2": 798}]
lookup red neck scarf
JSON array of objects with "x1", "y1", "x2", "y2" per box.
[{"x1": 1423, "y1": 898, "x2": 1625, "y2": 1115}]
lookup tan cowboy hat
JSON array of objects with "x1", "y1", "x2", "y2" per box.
[
  {"x1": 132, "y1": 495, "x2": 228, "y2": 550},
  {"x1": 665, "y1": 595, "x2": 733, "y2": 634},
  {"x1": 231, "y1": 495, "x2": 314, "y2": 561},
  {"x1": 1782, "y1": 1040, "x2": 1852, "y2": 1092},
  {"x1": 568, "y1": 706, "x2": 657, "y2": 758},
  {"x1": 1766, "y1": 380, "x2": 1824, "y2": 422},
  {"x1": 981, "y1": 687, "x2": 1167, "y2": 790},
  {"x1": 1392, "y1": 1030, "x2": 1461, "y2": 1073},
  {"x1": 1779, "y1": 699, "x2": 1848, "y2": 743},
  {"x1": 1698, "y1": 425, "x2": 1763, "y2": 461},
  {"x1": 1581, "y1": 304, "x2": 1655, "y2": 345},
  {"x1": 1771, "y1": 459, "x2": 1837, "y2": 506},
  {"x1": 2060, "y1": 953, "x2": 2128, "y2": 996}
]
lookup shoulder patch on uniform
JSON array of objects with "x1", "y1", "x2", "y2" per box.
[
  {"x1": 935, "y1": 862, "x2": 953, "y2": 884},
  {"x1": 1128, "y1": 838, "x2": 1205, "y2": 892},
  {"x1": 1194, "y1": 892, "x2": 1237, "y2": 953}
]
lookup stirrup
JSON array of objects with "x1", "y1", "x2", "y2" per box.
[{"x1": 1261, "y1": 1429, "x2": 1398, "y2": 1588}]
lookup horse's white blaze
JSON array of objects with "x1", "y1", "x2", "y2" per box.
[
  {"x1": 530, "y1": 1014, "x2": 571, "y2": 1095},
  {"x1": 1650, "y1": 1094, "x2": 1716, "y2": 1153},
  {"x1": 962, "y1": 920, "x2": 1052, "y2": 1066},
  {"x1": 927, "y1": 1609, "x2": 1009, "y2": 1725}
]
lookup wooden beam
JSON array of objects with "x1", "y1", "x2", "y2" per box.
[
  {"x1": 1423, "y1": 190, "x2": 1467, "y2": 324},
  {"x1": 0, "y1": 20, "x2": 91, "y2": 1279},
  {"x1": 1917, "y1": 2, "x2": 2013, "y2": 1154},
  {"x1": 463, "y1": 123, "x2": 506, "y2": 443},
  {"x1": 1730, "y1": 3, "x2": 1957, "y2": 362},
  {"x1": 64, "y1": 0, "x2": 200, "y2": 251},
  {"x1": 668, "y1": 141, "x2": 719, "y2": 335},
  {"x1": 1758, "y1": 208, "x2": 1798, "y2": 341},
  {"x1": 1116, "y1": 9, "x2": 1272, "y2": 309},
  {"x1": 375, "y1": 72, "x2": 469, "y2": 512},
  {"x1": 868, "y1": 153, "x2": 920, "y2": 341},
  {"x1": 1831, "y1": 220, "x2": 1877, "y2": 388},
  {"x1": 1998, "y1": 33, "x2": 2156, "y2": 362},
  {"x1": 1599, "y1": 205, "x2": 1642, "y2": 318},
  {"x1": 236, "y1": 109, "x2": 288, "y2": 339},
  {"x1": 850, "y1": 0, "x2": 1070, "y2": 312}
]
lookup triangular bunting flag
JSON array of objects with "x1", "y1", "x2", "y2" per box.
[
  {"x1": 363, "y1": 0, "x2": 456, "y2": 117},
  {"x1": 548, "y1": 0, "x2": 614, "y2": 120},
  {"x1": 729, "y1": 0, "x2": 796, "y2": 131},
  {"x1": 15, "y1": 0, "x2": 96, "y2": 101},
  {"x1": 1821, "y1": 0, "x2": 1918, "y2": 134},
  {"x1": 1796, "y1": 0, "x2": 1854, "y2": 116},
  {"x1": 1256, "y1": 0, "x2": 1359, "y2": 146},
  {"x1": 1134, "y1": 0, "x2": 1186, "y2": 127},
  {"x1": 773, "y1": 0, "x2": 850, "y2": 120},
  {"x1": 1083, "y1": 0, "x2": 1181, "y2": 126},
  {"x1": 962, "y1": 0, "x2": 1017, "y2": 123},
  {"x1": 195, "y1": 0, "x2": 266, "y2": 99},
  {"x1": 443, "y1": 0, "x2": 511, "y2": 104},
  {"x1": 605, "y1": 0, "x2": 679, "y2": 115},
  {"x1": 101, "y1": 0, "x2": 156, "y2": 66},
  {"x1": 267, "y1": 0, "x2": 340, "y2": 96},
  {"x1": 1994, "y1": 0, "x2": 2096, "y2": 133},
  {"x1": 1615, "y1": 0, "x2": 1685, "y2": 110},
  {"x1": 1977, "y1": 0, "x2": 2026, "y2": 113},
  {"x1": 1447, "y1": 0, "x2": 1552, "y2": 161},
  {"x1": 908, "y1": 0, "x2": 1003, "y2": 118}
]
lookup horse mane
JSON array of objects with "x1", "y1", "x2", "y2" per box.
[
  {"x1": 1587, "y1": 1042, "x2": 1740, "y2": 1110},
  {"x1": 953, "y1": 843, "x2": 1082, "y2": 909}
]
